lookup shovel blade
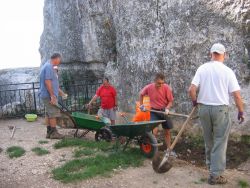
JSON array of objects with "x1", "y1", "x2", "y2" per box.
[{"x1": 152, "y1": 151, "x2": 173, "y2": 173}]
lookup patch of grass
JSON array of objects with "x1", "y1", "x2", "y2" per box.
[
  {"x1": 6, "y1": 146, "x2": 25, "y2": 158},
  {"x1": 54, "y1": 138, "x2": 111, "y2": 151},
  {"x1": 74, "y1": 148, "x2": 96, "y2": 158},
  {"x1": 38, "y1": 140, "x2": 49, "y2": 144},
  {"x1": 194, "y1": 178, "x2": 207, "y2": 184},
  {"x1": 238, "y1": 179, "x2": 249, "y2": 188},
  {"x1": 52, "y1": 148, "x2": 144, "y2": 183},
  {"x1": 241, "y1": 135, "x2": 250, "y2": 145},
  {"x1": 32, "y1": 147, "x2": 50, "y2": 156},
  {"x1": 190, "y1": 135, "x2": 204, "y2": 148}
]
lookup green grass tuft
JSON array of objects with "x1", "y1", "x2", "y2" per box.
[
  {"x1": 238, "y1": 179, "x2": 249, "y2": 188},
  {"x1": 194, "y1": 177, "x2": 207, "y2": 184},
  {"x1": 38, "y1": 140, "x2": 49, "y2": 144},
  {"x1": 74, "y1": 148, "x2": 96, "y2": 158},
  {"x1": 32, "y1": 147, "x2": 50, "y2": 156},
  {"x1": 6, "y1": 146, "x2": 25, "y2": 158},
  {"x1": 52, "y1": 148, "x2": 144, "y2": 183},
  {"x1": 54, "y1": 138, "x2": 111, "y2": 151}
]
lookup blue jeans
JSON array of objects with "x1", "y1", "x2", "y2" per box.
[{"x1": 199, "y1": 104, "x2": 231, "y2": 176}]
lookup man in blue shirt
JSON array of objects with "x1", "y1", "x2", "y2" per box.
[{"x1": 39, "y1": 53, "x2": 66, "y2": 139}]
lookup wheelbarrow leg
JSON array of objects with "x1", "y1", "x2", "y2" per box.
[
  {"x1": 123, "y1": 138, "x2": 131, "y2": 151},
  {"x1": 74, "y1": 129, "x2": 79, "y2": 138},
  {"x1": 79, "y1": 130, "x2": 90, "y2": 138}
]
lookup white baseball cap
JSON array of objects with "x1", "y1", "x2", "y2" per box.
[{"x1": 210, "y1": 43, "x2": 226, "y2": 54}]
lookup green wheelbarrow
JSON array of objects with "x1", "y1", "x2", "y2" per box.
[
  {"x1": 71, "y1": 112, "x2": 113, "y2": 142},
  {"x1": 57, "y1": 103, "x2": 165, "y2": 158},
  {"x1": 56, "y1": 103, "x2": 113, "y2": 142},
  {"x1": 109, "y1": 120, "x2": 165, "y2": 158}
]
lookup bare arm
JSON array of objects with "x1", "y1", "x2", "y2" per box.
[
  {"x1": 115, "y1": 96, "x2": 118, "y2": 106},
  {"x1": 188, "y1": 84, "x2": 198, "y2": 101},
  {"x1": 139, "y1": 94, "x2": 144, "y2": 106},
  {"x1": 166, "y1": 101, "x2": 173, "y2": 109},
  {"x1": 58, "y1": 88, "x2": 65, "y2": 96},
  {"x1": 45, "y1": 80, "x2": 54, "y2": 97},
  {"x1": 232, "y1": 91, "x2": 244, "y2": 112},
  {"x1": 45, "y1": 80, "x2": 56, "y2": 105}
]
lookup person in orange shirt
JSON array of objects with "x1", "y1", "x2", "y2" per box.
[{"x1": 139, "y1": 73, "x2": 174, "y2": 149}]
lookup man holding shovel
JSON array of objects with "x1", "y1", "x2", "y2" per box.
[
  {"x1": 189, "y1": 43, "x2": 244, "y2": 185},
  {"x1": 39, "y1": 53, "x2": 67, "y2": 139},
  {"x1": 140, "y1": 73, "x2": 174, "y2": 150}
]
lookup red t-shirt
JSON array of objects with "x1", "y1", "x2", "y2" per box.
[
  {"x1": 96, "y1": 85, "x2": 117, "y2": 109},
  {"x1": 140, "y1": 83, "x2": 174, "y2": 109}
]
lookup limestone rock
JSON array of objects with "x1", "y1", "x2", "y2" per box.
[{"x1": 40, "y1": 0, "x2": 250, "y2": 129}]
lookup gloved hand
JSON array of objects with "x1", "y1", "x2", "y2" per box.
[
  {"x1": 62, "y1": 93, "x2": 68, "y2": 100},
  {"x1": 165, "y1": 108, "x2": 170, "y2": 115},
  {"x1": 140, "y1": 104, "x2": 146, "y2": 112},
  {"x1": 192, "y1": 100, "x2": 198, "y2": 107},
  {"x1": 238, "y1": 111, "x2": 244, "y2": 124}
]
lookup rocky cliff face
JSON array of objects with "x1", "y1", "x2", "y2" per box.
[{"x1": 40, "y1": 0, "x2": 250, "y2": 129}]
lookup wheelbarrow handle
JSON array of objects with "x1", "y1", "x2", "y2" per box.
[
  {"x1": 54, "y1": 102, "x2": 78, "y2": 128},
  {"x1": 149, "y1": 109, "x2": 189, "y2": 118}
]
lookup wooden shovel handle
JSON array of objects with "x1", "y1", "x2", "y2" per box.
[
  {"x1": 170, "y1": 107, "x2": 197, "y2": 150},
  {"x1": 149, "y1": 109, "x2": 189, "y2": 118}
]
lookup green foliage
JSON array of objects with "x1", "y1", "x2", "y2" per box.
[
  {"x1": 32, "y1": 147, "x2": 50, "y2": 156},
  {"x1": 238, "y1": 179, "x2": 249, "y2": 188},
  {"x1": 241, "y1": 135, "x2": 250, "y2": 145},
  {"x1": 6, "y1": 146, "x2": 25, "y2": 158},
  {"x1": 74, "y1": 148, "x2": 96, "y2": 158},
  {"x1": 38, "y1": 140, "x2": 49, "y2": 144},
  {"x1": 54, "y1": 138, "x2": 111, "y2": 151},
  {"x1": 60, "y1": 71, "x2": 74, "y2": 92},
  {"x1": 52, "y1": 148, "x2": 144, "y2": 183},
  {"x1": 194, "y1": 178, "x2": 207, "y2": 184},
  {"x1": 187, "y1": 135, "x2": 204, "y2": 149}
]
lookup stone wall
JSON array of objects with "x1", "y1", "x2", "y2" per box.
[{"x1": 40, "y1": 0, "x2": 250, "y2": 131}]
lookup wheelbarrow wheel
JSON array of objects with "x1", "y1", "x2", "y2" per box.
[
  {"x1": 139, "y1": 132, "x2": 158, "y2": 158},
  {"x1": 95, "y1": 127, "x2": 112, "y2": 142}
]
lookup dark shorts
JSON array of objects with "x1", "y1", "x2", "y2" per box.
[{"x1": 150, "y1": 110, "x2": 173, "y2": 129}]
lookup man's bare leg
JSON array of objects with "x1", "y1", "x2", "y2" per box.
[
  {"x1": 49, "y1": 117, "x2": 57, "y2": 127},
  {"x1": 111, "y1": 120, "x2": 115, "y2": 125},
  {"x1": 153, "y1": 127, "x2": 159, "y2": 137},
  {"x1": 165, "y1": 129, "x2": 171, "y2": 149}
]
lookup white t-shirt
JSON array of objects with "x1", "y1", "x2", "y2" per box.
[{"x1": 191, "y1": 61, "x2": 240, "y2": 105}]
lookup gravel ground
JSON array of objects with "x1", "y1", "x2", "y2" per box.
[{"x1": 0, "y1": 118, "x2": 249, "y2": 188}]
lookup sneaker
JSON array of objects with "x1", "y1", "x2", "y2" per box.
[
  {"x1": 49, "y1": 129, "x2": 65, "y2": 139},
  {"x1": 208, "y1": 175, "x2": 227, "y2": 185}
]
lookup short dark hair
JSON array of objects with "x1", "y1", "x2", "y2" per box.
[
  {"x1": 104, "y1": 77, "x2": 109, "y2": 82},
  {"x1": 155, "y1": 73, "x2": 165, "y2": 81},
  {"x1": 51, "y1": 53, "x2": 61, "y2": 59}
]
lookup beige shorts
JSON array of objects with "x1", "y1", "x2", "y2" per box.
[
  {"x1": 98, "y1": 108, "x2": 116, "y2": 121},
  {"x1": 42, "y1": 98, "x2": 61, "y2": 118}
]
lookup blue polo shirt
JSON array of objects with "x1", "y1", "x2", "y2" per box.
[{"x1": 39, "y1": 61, "x2": 59, "y2": 99}]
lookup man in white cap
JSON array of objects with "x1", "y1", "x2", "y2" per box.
[{"x1": 188, "y1": 43, "x2": 244, "y2": 185}]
